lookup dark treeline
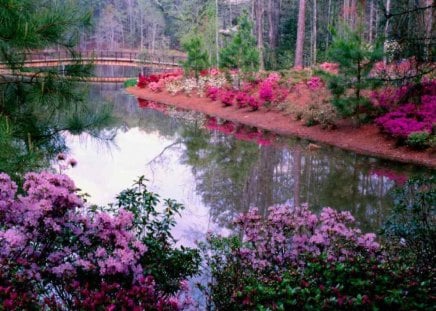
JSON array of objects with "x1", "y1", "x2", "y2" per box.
[{"x1": 74, "y1": 0, "x2": 434, "y2": 69}]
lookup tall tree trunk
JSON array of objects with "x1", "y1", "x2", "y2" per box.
[
  {"x1": 268, "y1": 0, "x2": 280, "y2": 68},
  {"x1": 343, "y1": 0, "x2": 349, "y2": 25},
  {"x1": 383, "y1": 0, "x2": 391, "y2": 64},
  {"x1": 369, "y1": 0, "x2": 374, "y2": 43},
  {"x1": 424, "y1": 0, "x2": 433, "y2": 61},
  {"x1": 351, "y1": 0, "x2": 357, "y2": 29},
  {"x1": 326, "y1": 0, "x2": 332, "y2": 49},
  {"x1": 312, "y1": 0, "x2": 317, "y2": 65},
  {"x1": 294, "y1": 0, "x2": 306, "y2": 68},
  {"x1": 215, "y1": 0, "x2": 219, "y2": 66},
  {"x1": 254, "y1": 0, "x2": 265, "y2": 70}
]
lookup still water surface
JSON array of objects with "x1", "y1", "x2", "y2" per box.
[{"x1": 65, "y1": 84, "x2": 427, "y2": 246}]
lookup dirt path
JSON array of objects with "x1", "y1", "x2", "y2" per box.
[{"x1": 126, "y1": 87, "x2": 436, "y2": 169}]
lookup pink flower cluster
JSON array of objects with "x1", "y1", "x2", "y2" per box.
[
  {"x1": 233, "y1": 204, "x2": 380, "y2": 272},
  {"x1": 137, "y1": 70, "x2": 182, "y2": 89},
  {"x1": 319, "y1": 62, "x2": 339, "y2": 74},
  {"x1": 371, "y1": 58, "x2": 419, "y2": 79},
  {"x1": 205, "y1": 72, "x2": 288, "y2": 111},
  {"x1": 258, "y1": 73, "x2": 288, "y2": 105},
  {"x1": 0, "y1": 172, "x2": 190, "y2": 309},
  {"x1": 306, "y1": 76, "x2": 324, "y2": 90},
  {"x1": 370, "y1": 85, "x2": 409, "y2": 109},
  {"x1": 200, "y1": 68, "x2": 220, "y2": 76}
]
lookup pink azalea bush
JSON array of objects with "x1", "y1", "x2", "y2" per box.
[
  {"x1": 258, "y1": 73, "x2": 288, "y2": 107},
  {"x1": 306, "y1": 76, "x2": 324, "y2": 90},
  {"x1": 318, "y1": 62, "x2": 339, "y2": 74},
  {"x1": 137, "y1": 70, "x2": 183, "y2": 89},
  {"x1": 0, "y1": 172, "x2": 198, "y2": 310}
]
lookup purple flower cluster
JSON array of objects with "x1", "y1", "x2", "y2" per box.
[
  {"x1": 233, "y1": 204, "x2": 380, "y2": 272},
  {"x1": 0, "y1": 172, "x2": 192, "y2": 310}
]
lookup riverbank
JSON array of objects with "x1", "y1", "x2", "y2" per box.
[{"x1": 126, "y1": 86, "x2": 435, "y2": 169}]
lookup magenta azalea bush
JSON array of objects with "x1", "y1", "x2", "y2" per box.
[
  {"x1": 0, "y1": 172, "x2": 199, "y2": 310},
  {"x1": 372, "y1": 80, "x2": 436, "y2": 146}
]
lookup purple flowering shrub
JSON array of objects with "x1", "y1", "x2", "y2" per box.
[
  {"x1": 0, "y1": 172, "x2": 199, "y2": 310},
  {"x1": 200, "y1": 204, "x2": 433, "y2": 310},
  {"x1": 234, "y1": 204, "x2": 380, "y2": 272}
]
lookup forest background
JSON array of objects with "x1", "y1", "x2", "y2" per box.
[{"x1": 76, "y1": 0, "x2": 434, "y2": 70}]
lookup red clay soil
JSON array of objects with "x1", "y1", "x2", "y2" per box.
[{"x1": 126, "y1": 87, "x2": 436, "y2": 169}]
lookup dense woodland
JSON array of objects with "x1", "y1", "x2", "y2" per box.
[{"x1": 75, "y1": 0, "x2": 434, "y2": 69}]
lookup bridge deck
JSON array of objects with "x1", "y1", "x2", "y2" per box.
[{"x1": 0, "y1": 50, "x2": 183, "y2": 82}]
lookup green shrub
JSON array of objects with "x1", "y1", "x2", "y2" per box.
[
  {"x1": 123, "y1": 78, "x2": 137, "y2": 88},
  {"x1": 181, "y1": 35, "x2": 209, "y2": 79},
  {"x1": 406, "y1": 131, "x2": 430, "y2": 149}
]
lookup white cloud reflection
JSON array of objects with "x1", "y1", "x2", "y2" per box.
[{"x1": 64, "y1": 128, "x2": 227, "y2": 247}]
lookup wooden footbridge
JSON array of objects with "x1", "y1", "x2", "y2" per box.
[{"x1": 0, "y1": 50, "x2": 185, "y2": 82}]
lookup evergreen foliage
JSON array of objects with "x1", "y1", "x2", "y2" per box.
[
  {"x1": 0, "y1": 0, "x2": 115, "y2": 180},
  {"x1": 322, "y1": 27, "x2": 383, "y2": 120},
  {"x1": 219, "y1": 14, "x2": 259, "y2": 72},
  {"x1": 181, "y1": 35, "x2": 209, "y2": 79}
]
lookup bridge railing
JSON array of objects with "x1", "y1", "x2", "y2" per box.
[{"x1": 21, "y1": 50, "x2": 186, "y2": 66}]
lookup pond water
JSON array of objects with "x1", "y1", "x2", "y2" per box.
[{"x1": 64, "y1": 83, "x2": 429, "y2": 246}]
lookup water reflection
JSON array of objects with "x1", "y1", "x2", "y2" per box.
[{"x1": 66, "y1": 84, "x2": 428, "y2": 244}]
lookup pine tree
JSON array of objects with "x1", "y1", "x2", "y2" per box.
[
  {"x1": 0, "y1": 0, "x2": 114, "y2": 181},
  {"x1": 182, "y1": 35, "x2": 210, "y2": 79},
  {"x1": 323, "y1": 27, "x2": 383, "y2": 121},
  {"x1": 219, "y1": 14, "x2": 259, "y2": 72}
]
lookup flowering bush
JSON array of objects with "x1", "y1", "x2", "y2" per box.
[
  {"x1": 205, "y1": 86, "x2": 220, "y2": 101},
  {"x1": 0, "y1": 173, "x2": 200, "y2": 309},
  {"x1": 258, "y1": 73, "x2": 288, "y2": 107},
  {"x1": 235, "y1": 91, "x2": 249, "y2": 108},
  {"x1": 370, "y1": 85, "x2": 409, "y2": 110},
  {"x1": 247, "y1": 96, "x2": 261, "y2": 111},
  {"x1": 306, "y1": 76, "x2": 324, "y2": 90},
  {"x1": 137, "y1": 71, "x2": 182, "y2": 89},
  {"x1": 318, "y1": 62, "x2": 339, "y2": 75},
  {"x1": 372, "y1": 80, "x2": 436, "y2": 147},
  {"x1": 258, "y1": 81, "x2": 274, "y2": 103},
  {"x1": 219, "y1": 89, "x2": 236, "y2": 106},
  {"x1": 200, "y1": 204, "x2": 433, "y2": 310},
  {"x1": 375, "y1": 101, "x2": 435, "y2": 139}
]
